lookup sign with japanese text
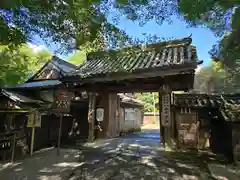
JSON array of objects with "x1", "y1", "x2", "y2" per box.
[
  {"x1": 27, "y1": 110, "x2": 41, "y2": 127},
  {"x1": 96, "y1": 108, "x2": 104, "y2": 122},
  {"x1": 161, "y1": 94, "x2": 171, "y2": 127},
  {"x1": 52, "y1": 89, "x2": 73, "y2": 113}
]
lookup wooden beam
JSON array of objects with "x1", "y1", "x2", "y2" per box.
[
  {"x1": 88, "y1": 92, "x2": 96, "y2": 142},
  {"x1": 69, "y1": 74, "x2": 194, "y2": 93}
]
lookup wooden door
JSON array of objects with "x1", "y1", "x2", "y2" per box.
[{"x1": 176, "y1": 112, "x2": 199, "y2": 149}]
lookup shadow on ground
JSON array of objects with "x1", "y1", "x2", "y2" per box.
[
  {"x1": 0, "y1": 130, "x2": 239, "y2": 180},
  {"x1": 0, "y1": 148, "x2": 82, "y2": 180},
  {"x1": 68, "y1": 130, "x2": 240, "y2": 180}
]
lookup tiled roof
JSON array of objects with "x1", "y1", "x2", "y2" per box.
[
  {"x1": 173, "y1": 93, "x2": 240, "y2": 122},
  {"x1": 173, "y1": 93, "x2": 222, "y2": 108},
  {"x1": 220, "y1": 94, "x2": 240, "y2": 122},
  {"x1": 71, "y1": 37, "x2": 200, "y2": 78},
  {"x1": 6, "y1": 80, "x2": 62, "y2": 89},
  {"x1": 6, "y1": 56, "x2": 74, "y2": 89},
  {"x1": 27, "y1": 56, "x2": 77, "y2": 82},
  {"x1": 119, "y1": 93, "x2": 144, "y2": 107},
  {"x1": 0, "y1": 89, "x2": 45, "y2": 108}
]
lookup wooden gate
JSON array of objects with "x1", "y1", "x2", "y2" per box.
[{"x1": 176, "y1": 112, "x2": 199, "y2": 149}]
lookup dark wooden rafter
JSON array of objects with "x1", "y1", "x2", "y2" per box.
[{"x1": 67, "y1": 73, "x2": 194, "y2": 93}]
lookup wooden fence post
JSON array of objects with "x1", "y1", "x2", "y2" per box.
[
  {"x1": 57, "y1": 114, "x2": 63, "y2": 156},
  {"x1": 11, "y1": 132, "x2": 16, "y2": 163},
  {"x1": 30, "y1": 127, "x2": 35, "y2": 156}
]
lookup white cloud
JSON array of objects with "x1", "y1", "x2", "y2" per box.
[{"x1": 27, "y1": 43, "x2": 47, "y2": 52}]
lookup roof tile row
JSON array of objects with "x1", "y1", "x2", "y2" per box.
[
  {"x1": 173, "y1": 93, "x2": 240, "y2": 122},
  {"x1": 72, "y1": 37, "x2": 199, "y2": 77}
]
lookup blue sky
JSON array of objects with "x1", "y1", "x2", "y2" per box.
[
  {"x1": 33, "y1": 15, "x2": 219, "y2": 67},
  {"x1": 113, "y1": 15, "x2": 219, "y2": 66}
]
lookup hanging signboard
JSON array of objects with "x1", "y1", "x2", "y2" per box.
[
  {"x1": 96, "y1": 108, "x2": 104, "y2": 122},
  {"x1": 27, "y1": 110, "x2": 41, "y2": 127},
  {"x1": 161, "y1": 94, "x2": 171, "y2": 127},
  {"x1": 52, "y1": 89, "x2": 74, "y2": 113}
]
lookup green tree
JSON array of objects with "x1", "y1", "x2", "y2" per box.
[
  {"x1": 177, "y1": 1, "x2": 240, "y2": 65},
  {"x1": 0, "y1": 44, "x2": 52, "y2": 86},
  {"x1": 2, "y1": 0, "x2": 239, "y2": 67},
  {"x1": 223, "y1": 59, "x2": 240, "y2": 93},
  {"x1": 136, "y1": 92, "x2": 158, "y2": 112},
  {"x1": 193, "y1": 61, "x2": 235, "y2": 94},
  {"x1": 0, "y1": 0, "x2": 139, "y2": 52}
]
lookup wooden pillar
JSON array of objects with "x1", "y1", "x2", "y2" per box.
[
  {"x1": 103, "y1": 92, "x2": 110, "y2": 138},
  {"x1": 57, "y1": 114, "x2": 63, "y2": 156},
  {"x1": 30, "y1": 126, "x2": 35, "y2": 156},
  {"x1": 158, "y1": 92, "x2": 165, "y2": 145},
  {"x1": 160, "y1": 85, "x2": 175, "y2": 150},
  {"x1": 11, "y1": 132, "x2": 16, "y2": 162},
  {"x1": 116, "y1": 95, "x2": 121, "y2": 136},
  {"x1": 28, "y1": 112, "x2": 35, "y2": 156},
  {"x1": 102, "y1": 93, "x2": 118, "y2": 138},
  {"x1": 88, "y1": 92, "x2": 96, "y2": 142}
]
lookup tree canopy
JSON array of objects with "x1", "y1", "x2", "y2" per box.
[
  {"x1": 0, "y1": 0, "x2": 188, "y2": 53},
  {"x1": 0, "y1": 0, "x2": 141, "y2": 52},
  {"x1": 177, "y1": 0, "x2": 240, "y2": 66},
  {"x1": 0, "y1": 44, "x2": 52, "y2": 86},
  {"x1": 136, "y1": 92, "x2": 158, "y2": 112},
  {"x1": 1, "y1": 0, "x2": 239, "y2": 66},
  {"x1": 193, "y1": 61, "x2": 240, "y2": 94}
]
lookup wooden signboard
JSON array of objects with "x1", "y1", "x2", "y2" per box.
[
  {"x1": 176, "y1": 113, "x2": 198, "y2": 149},
  {"x1": 27, "y1": 110, "x2": 41, "y2": 127},
  {"x1": 52, "y1": 89, "x2": 73, "y2": 113},
  {"x1": 96, "y1": 108, "x2": 104, "y2": 122},
  {"x1": 161, "y1": 94, "x2": 171, "y2": 127}
]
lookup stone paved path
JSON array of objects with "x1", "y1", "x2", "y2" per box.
[
  {"x1": 0, "y1": 130, "x2": 239, "y2": 180},
  {"x1": 69, "y1": 130, "x2": 240, "y2": 180}
]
